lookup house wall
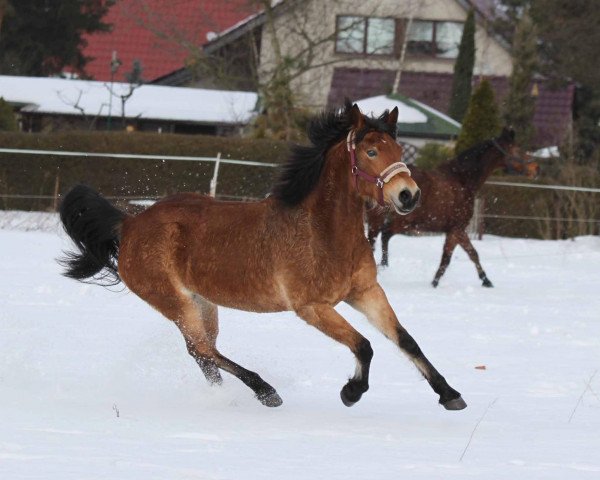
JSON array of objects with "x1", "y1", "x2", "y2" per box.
[{"x1": 259, "y1": 0, "x2": 512, "y2": 109}]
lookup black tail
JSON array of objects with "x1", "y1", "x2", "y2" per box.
[{"x1": 58, "y1": 185, "x2": 126, "y2": 286}]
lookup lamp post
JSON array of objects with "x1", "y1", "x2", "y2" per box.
[{"x1": 107, "y1": 50, "x2": 121, "y2": 130}]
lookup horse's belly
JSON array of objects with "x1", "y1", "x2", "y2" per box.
[
  {"x1": 189, "y1": 269, "x2": 351, "y2": 314},
  {"x1": 186, "y1": 272, "x2": 293, "y2": 313},
  {"x1": 198, "y1": 288, "x2": 290, "y2": 313}
]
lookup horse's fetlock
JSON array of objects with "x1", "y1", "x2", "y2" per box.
[{"x1": 357, "y1": 338, "x2": 373, "y2": 363}]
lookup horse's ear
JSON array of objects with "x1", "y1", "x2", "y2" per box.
[
  {"x1": 349, "y1": 103, "x2": 365, "y2": 130},
  {"x1": 386, "y1": 107, "x2": 399, "y2": 126},
  {"x1": 501, "y1": 126, "x2": 516, "y2": 143}
]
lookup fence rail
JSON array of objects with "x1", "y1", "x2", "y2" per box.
[
  {"x1": 2, "y1": 148, "x2": 599, "y2": 234},
  {"x1": 3, "y1": 147, "x2": 598, "y2": 193},
  {"x1": 0, "y1": 148, "x2": 280, "y2": 168},
  {"x1": 486, "y1": 180, "x2": 600, "y2": 193}
]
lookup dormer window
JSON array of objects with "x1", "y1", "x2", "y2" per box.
[{"x1": 335, "y1": 16, "x2": 396, "y2": 56}]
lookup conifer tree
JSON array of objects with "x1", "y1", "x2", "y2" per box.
[
  {"x1": 503, "y1": 11, "x2": 537, "y2": 150},
  {"x1": 0, "y1": 97, "x2": 18, "y2": 131},
  {"x1": 455, "y1": 79, "x2": 501, "y2": 154},
  {"x1": 0, "y1": 0, "x2": 113, "y2": 77},
  {"x1": 448, "y1": 9, "x2": 475, "y2": 122}
]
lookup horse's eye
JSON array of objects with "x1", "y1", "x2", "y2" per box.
[{"x1": 366, "y1": 149, "x2": 377, "y2": 158}]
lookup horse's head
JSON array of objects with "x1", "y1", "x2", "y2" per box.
[
  {"x1": 495, "y1": 127, "x2": 540, "y2": 179},
  {"x1": 347, "y1": 103, "x2": 420, "y2": 214}
]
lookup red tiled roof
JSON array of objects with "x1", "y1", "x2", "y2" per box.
[
  {"x1": 81, "y1": 0, "x2": 257, "y2": 82},
  {"x1": 328, "y1": 68, "x2": 574, "y2": 147}
]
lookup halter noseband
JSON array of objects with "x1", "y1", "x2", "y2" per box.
[{"x1": 346, "y1": 130, "x2": 410, "y2": 206}]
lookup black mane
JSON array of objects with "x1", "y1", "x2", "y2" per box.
[
  {"x1": 439, "y1": 128, "x2": 515, "y2": 181},
  {"x1": 439, "y1": 140, "x2": 495, "y2": 179},
  {"x1": 271, "y1": 102, "x2": 397, "y2": 206}
]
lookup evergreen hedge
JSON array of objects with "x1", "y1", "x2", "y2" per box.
[
  {"x1": 455, "y1": 79, "x2": 501, "y2": 155},
  {"x1": 448, "y1": 9, "x2": 475, "y2": 122},
  {"x1": 0, "y1": 131, "x2": 288, "y2": 211},
  {"x1": 0, "y1": 131, "x2": 580, "y2": 239},
  {"x1": 0, "y1": 98, "x2": 18, "y2": 131}
]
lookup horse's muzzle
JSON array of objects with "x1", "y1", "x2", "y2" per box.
[{"x1": 394, "y1": 188, "x2": 421, "y2": 215}]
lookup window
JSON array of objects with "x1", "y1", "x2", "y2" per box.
[
  {"x1": 407, "y1": 20, "x2": 464, "y2": 58},
  {"x1": 336, "y1": 16, "x2": 396, "y2": 56}
]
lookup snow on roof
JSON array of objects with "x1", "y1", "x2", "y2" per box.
[
  {"x1": 353, "y1": 93, "x2": 461, "y2": 139},
  {"x1": 409, "y1": 98, "x2": 462, "y2": 128},
  {"x1": 355, "y1": 95, "x2": 428, "y2": 124},
  {"x1": 532, "y1": 146, "x2": 560, "y2": 158},
  {"x1": 0, "y1": 75, "x2": 257, "y2": 125}
]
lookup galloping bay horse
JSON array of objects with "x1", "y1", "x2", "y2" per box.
[
  {"x1": 59, "y1": 103, "x2": 466, "y2": 410},
  {"x1": 367, "y1": 127, "x2": 539, "y2": 288}
]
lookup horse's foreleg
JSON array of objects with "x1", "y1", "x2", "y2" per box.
[
  {"x1": 346, "y1": 285, "x2": 466, "y2": 410},
  {"x1": 380, "y1": 227, "x2": 392, "y2": 267},
  {"x1": 432, "y1": 231, "x2": 459, "y2": 287},
  {"x1": 366, "y1": 224, "x2": 378, "y2": 251},
  {"x1": 456, "y1": 230, "x2": 493, "y2": 287},
  {"x1": 296, "y1": 304, "x2": 373, "y2": 407}
]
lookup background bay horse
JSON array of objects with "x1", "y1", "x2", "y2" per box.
[
  {"x1": 59, "y1": 103, "x2": 466, "y2": 410},
  {"x1": 367, "y1": 127, "x2": 538, "y2": 287}
]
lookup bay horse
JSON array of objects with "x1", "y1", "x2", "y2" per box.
[
  {"x1": 367, "y1": 127, "x2": 539, "y2": 288},
  {"x1": 59, "y1": 103, "x2": 466, "y2": 411}
]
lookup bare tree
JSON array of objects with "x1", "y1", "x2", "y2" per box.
[{"x1": 125, "y1": 0, "x2": 415, "y2": 139}]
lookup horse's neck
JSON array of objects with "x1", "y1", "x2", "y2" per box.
[
  {"x1": 455, "y1": 148, "x2": 504, "y2": 191},
  {"x1": 301, "y1": 143, "x2": 365, "y2": 241}
]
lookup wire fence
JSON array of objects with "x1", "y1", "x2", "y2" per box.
[{"x1": 2, "y1": 147, "x2": 599, "y2": 234}]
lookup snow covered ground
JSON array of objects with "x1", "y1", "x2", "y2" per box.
[{"x1": 1, "y1": 211, "x2": 599, "y2": 479}]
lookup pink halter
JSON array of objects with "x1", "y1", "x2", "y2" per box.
[{"x1": 346, "y1": 130, "x2": 410, "y2": 206}]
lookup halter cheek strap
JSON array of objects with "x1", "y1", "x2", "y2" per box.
[{"x1": 346, "y1": 130, "x2": 410, "y2": 206}]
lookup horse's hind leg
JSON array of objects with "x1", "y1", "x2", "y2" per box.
[
  {"x1": 432, "y1": 230, "x2": 459, "y2": 287},
  {"x1": 296, "y1": 304, "x2": 373, "y2": 407},
  {"x1": 182, "y1": 295, "x2": 282, "y2": 407},
  {"x1": 138, "y1": 286, "x2": 224, "y2": 385},
  {"x1": 211, "y1": 353, "x2": 283, "y2": 407},
  {"x1": 133, "y1": 286, "x2": 281, "y2": 406},
  {"x1": 182, "y1": 294, "x2": 223, "y2": 385},
  {"x1": 456, "y1": 230, "x2": 493, "y2": 287},
  {"x1": 347, "y1": 283, "x2": 466, "y2": 410}
]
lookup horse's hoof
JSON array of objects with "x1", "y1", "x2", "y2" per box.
[
  {"x1": 340, "y1": 391, "x2": 358, "y2": 407},
  {"x1": 432, "y1": 279, "x2": 439, "y2": 288},
  {"x1": 340, "y1": 381, "x2": 366, "y2": 407},
  {"x1": 482, "y1": 278, "x2": 493, "y2": 288},
  {"x1": 258, "y1": 391, "x2": 283, "y2": 407},
  {"x1": 442, "y1": 396, "x2": 467, "y2": 410}
]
